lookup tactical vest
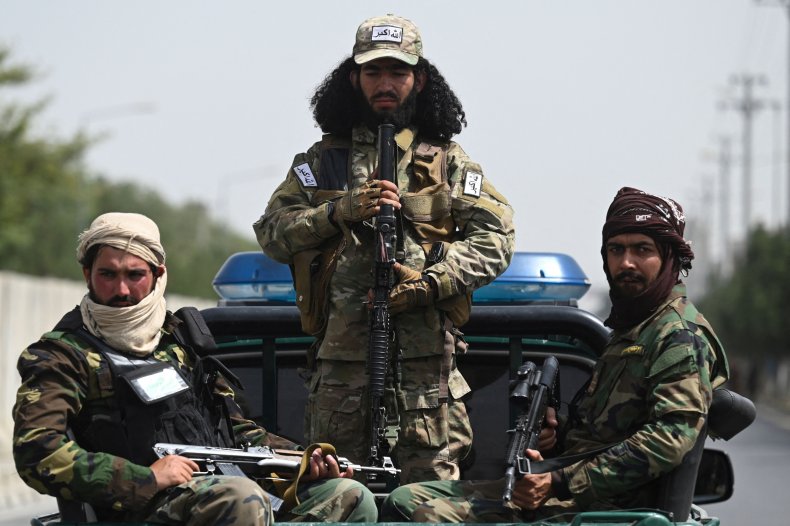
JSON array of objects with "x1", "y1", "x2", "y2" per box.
[
  {"x1": 292, "y1": 133, "x2": 471, "y2": 336},
  {"x1": 53, "y1": 309, "x2": 237, "y2": 468}
]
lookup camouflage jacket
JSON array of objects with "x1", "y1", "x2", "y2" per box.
[
  {"x1": 12, "y1": 309, "x2": 295, "y2": 514},
  {"x1": 254, "y1": 125, "x2": 515, "y2": 360},
  {"x1": 557, "y1": 283, "x2": 729, "y2": 509}
]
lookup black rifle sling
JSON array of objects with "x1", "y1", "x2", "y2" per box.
[
  {"x1": 172, "y1": 306, "x2": 243, "y2": 391},
  {"x1": 527, "y1": 443, "x2": 615, "y2": 474}
]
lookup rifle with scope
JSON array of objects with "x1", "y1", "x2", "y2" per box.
[{"x1": 502, "y1": 355, "x2": 560, "y2": 502}]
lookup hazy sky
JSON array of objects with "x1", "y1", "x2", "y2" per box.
[{"x1": 1, "y1": 0, "x2": 786, "y2": 312}]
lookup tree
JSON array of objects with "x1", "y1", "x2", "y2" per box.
[
  {"x1": 0, "y1": 47, "x2": 258, "y2": 298},
  {"x1": 699, "y1": 225, "x2": 790, "y2": 359}
]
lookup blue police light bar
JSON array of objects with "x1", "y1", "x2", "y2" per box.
[
  {"x1": 213, "y1": 251, "x2": 590, "y2": 304},
  {"x1": 472, "y1": 252, "x2": 590, "y2": 303},
  {"x1": 213, "y1": 251, "x2": 295, "y2": 303}
]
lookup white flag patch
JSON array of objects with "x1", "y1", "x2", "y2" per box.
[
  {"x1": 293, "y1": 163, "x2": 317, "y2": 187},
  {"x1": 463, "y1": 171, "x2": 483, "y2": 197},
  {"x1": 371, "y1": 25, "x2": 403, "y2": 43}
]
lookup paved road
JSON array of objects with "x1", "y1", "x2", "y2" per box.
[{"x1": 704, "y1": 403, "x2": 790, "y2": 523}]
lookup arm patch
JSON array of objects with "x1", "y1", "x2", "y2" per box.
[
  {"x1": 463, "y1": 171, "x2": 483, "y2": 197},
  {"x1": 293, "y1": 163, "x2": 318, "y2": 188}
]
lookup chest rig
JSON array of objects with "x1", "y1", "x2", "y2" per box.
[
  {"x1": 316, "y1": 131, "x2": 457, "y2": 248},
  {"x1": 54, "y1": 308, "x2": 238, "y2": 467},
  {"x1": 291, "y1": 132, "x2": 470, "y2": 339}
]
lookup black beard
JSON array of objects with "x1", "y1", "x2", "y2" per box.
[{"x1": 356, "y1": 87, "x2": 419, "y2": 132}]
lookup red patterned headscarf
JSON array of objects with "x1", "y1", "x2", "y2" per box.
[{"x1": 601, "y1": 187, "x2": 694, "y2": 330}]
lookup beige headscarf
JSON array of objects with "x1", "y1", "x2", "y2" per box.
[{"x1": 77, "y1": 213, "x2": 168, "y2": 357}]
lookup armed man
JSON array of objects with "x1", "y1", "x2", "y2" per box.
[
  {"x1": 13, "y1": 212, "x2": 377, "y2": 524},
  {"x1": 380, "y1": 187, "x2": 729, "y2": 521},
  {"x1": 254, "y1": 14, "x2": 515, "y2": 483}
]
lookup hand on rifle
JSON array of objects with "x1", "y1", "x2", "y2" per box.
[
  {"x1": 301, "y1": 447, "x2": 355, "y2": 482},
  {"x1": 388, "y1": 263, "x2": 436, "y2": 315},
  {"x1": 332, "y1": 179, "x2": 400, "y2": 224},
  {"x1": 537, "y1": 406, "x2": 559, "y2": 452},
  {"x1": 511, "y1": 449, "x2": 552, "y2": 511},
  {"x1": 150, "y1": 455, "x2": 200, "y2": 491}
]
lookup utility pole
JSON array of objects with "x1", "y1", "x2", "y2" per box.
[
  {"x1": 721, "y1": 74, "x2": 768, "y2": 231},
  {"x1": 757, "y1": 0, "x2": 790, "y2": 225},
  {"x1": 718, "y1": 136, "x2": 733, "y2": 262},
  {"x1": 771, "y1": 101, "x2": 784, "y2": 226}
]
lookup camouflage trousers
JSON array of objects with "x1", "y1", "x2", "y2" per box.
[
  {"x1": 380, "y1": 478, "x2": 578, "y2": 523},
  {"x1": 305, "y1": 355, "x2": 473, "y2": 483},
  {"x1": 137, "y1": 475, "x2": 377, "y2": 524},
  {"x1": 138, "y1": 475, "x2": 272, "y2": 526}
]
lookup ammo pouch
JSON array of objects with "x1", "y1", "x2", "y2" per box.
[
  {"x1": 292, "y1": 189, "x2": 347, "y2": 336},
  {"x1": 404, "y1": 143, "x2": 473, "y2": 328}
]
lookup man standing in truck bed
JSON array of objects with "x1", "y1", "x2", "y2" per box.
[{"x1": 254, "y1": 14, "x2": 514, "y2": 482}]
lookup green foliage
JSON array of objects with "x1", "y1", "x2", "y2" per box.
[
  {"x1": 0, "y1": 47, "x2": 258, "y2": 298},
  {"x1": 699, "y1": 225, "x2": 790, "y2": 358}
]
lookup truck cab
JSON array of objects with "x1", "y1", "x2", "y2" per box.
[{"x1": 36, "y1": 251, "x2": 750, "y2": 526}]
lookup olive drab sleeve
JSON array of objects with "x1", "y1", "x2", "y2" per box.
[
  {"x1": 422, "y1": 142, "x2": 515, "y2": 301},
  {"x1": 559, "y1": 291, "x2": 726, "y2": 506},
  {"x1": 13, "y1": 340, "x2": 160, "y2": 512},
  {"x1": 253, "y1": 142, "x2": 340, "y2": 264}
]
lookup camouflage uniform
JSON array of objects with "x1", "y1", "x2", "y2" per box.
[
  {"x1": 13, "y1": 310, "x2": 377, "y2": 523},
  {"x1": 380, "y1": 284, "x2": 729, "y2": 521},
  {"x1": 255, "y1": 125, "x2": 515, "y2": 482}
]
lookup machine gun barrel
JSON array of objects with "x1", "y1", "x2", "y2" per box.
[{"x1": 367, "y1": 123, "x2": 397, "y2": 475}]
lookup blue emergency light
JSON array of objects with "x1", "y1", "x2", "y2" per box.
[
  {"x1": 213, "y1": 251, "x2": 590, "y2": 304},
  {"x1": 212, "y1": 252, "x2": 296, "y2": 303},
  {"x1": 471, "y1": 252, "x2": 590, "y2": 303}
]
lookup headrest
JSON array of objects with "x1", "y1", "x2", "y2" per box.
[{"x1": 708, "y1": 388, "x2": 756, "y2": 441}]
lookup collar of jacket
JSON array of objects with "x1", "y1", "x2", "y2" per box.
[{"x1": 351, "y1": 125, "x2": 418, "y2": 152}]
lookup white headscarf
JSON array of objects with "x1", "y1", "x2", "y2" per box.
[{"x1": 77, "y1": 213, "x2": 168, "y2": 357}]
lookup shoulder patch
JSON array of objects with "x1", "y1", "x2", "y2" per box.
[
  {"x1": 293, "y1": 163, "x2": 318, "y2": 188},
  {"x1": 463, "y1": 171, "x2": 483, "y2": 197},
  {"x1": 621, "y1": 345, "x2": 644, "y2": 356}
]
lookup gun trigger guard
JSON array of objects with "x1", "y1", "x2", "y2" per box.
[{"x1": 517, "y1": 456, "x2": 530, "y2": 475}]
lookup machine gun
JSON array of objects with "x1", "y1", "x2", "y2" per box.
[
  {"x1": 153, "y1": 442, "x2": 400, "y2": 509},
  {"x1": 502, "y1": 355, "x2": 560, "y2": 502},
  {"x1": 367, "y1": 123, "x2": 399, "y2": 479}
]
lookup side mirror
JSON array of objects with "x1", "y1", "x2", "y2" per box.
[{"x1": 693, "y1": 448, "x2": 734, "y2": 504}]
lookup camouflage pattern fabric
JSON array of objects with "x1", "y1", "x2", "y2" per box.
[
  {"x1": 139, "y1": 468, "x2": 377, "y2": 524},
  {"x1": 304, "y1": 356, "x2": 473, "y2": 483},
  {"x1": 140, "y1": 475, "x2": 274, "y2": 525},
  {"x1": 255, "y1": 125, "x2": 514, "y2": 481},
  {"x1": 13, "y1": 311, "x2": 375, "y2": 522},
  {"x1": 285, "y1": 477, "x2": 378, "y2": 522},
  {"x1": 380, "y1": 284, "x2": 729, "y2": 519}
]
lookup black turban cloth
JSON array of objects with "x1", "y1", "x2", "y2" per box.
[{"x1": 601, "y1": 187, "x2": 695, "y2": 330}]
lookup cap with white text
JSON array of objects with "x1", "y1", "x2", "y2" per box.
[{"x1": 353, "y1": 14, "x2": 423, "y2": 66}]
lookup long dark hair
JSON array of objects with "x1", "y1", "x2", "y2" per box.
[{"x1": 310, "y1": 56, "x2": 467, "y2": 141}]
